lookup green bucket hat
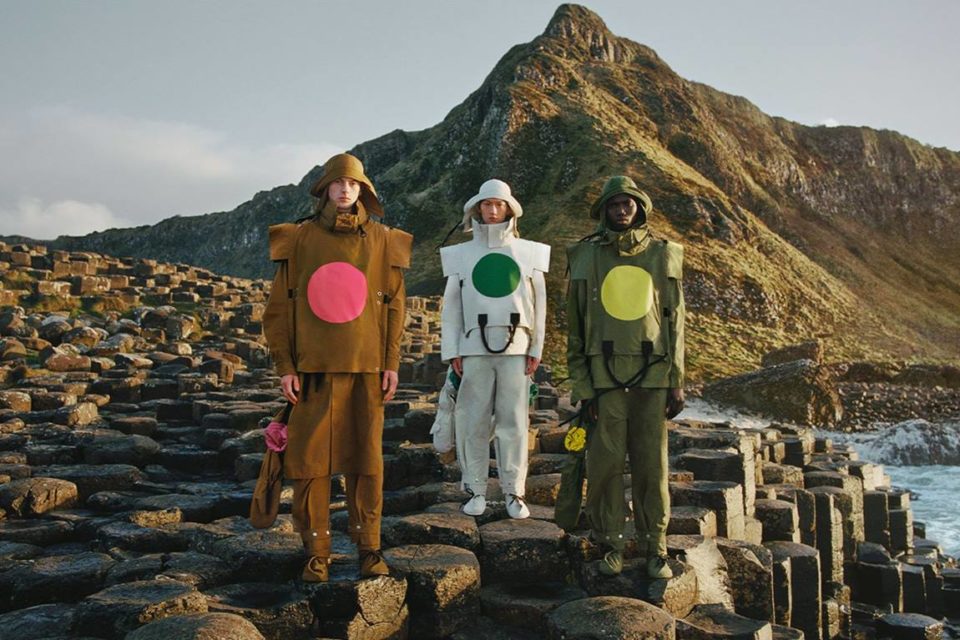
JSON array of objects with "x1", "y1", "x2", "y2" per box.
[{"x1": 589, "y1": 176, "x2": 653, "y2": 221}]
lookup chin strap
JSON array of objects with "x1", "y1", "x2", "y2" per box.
[{"x1": 477, "y1": 313, "x2": 520, "y2": 354}]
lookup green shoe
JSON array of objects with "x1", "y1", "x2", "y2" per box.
[
  {"x1": 598, "y1": 550, "x2": 623, "y2": 576},
  {"x1": 647, "y1": 555, "x2": 673, "y2": 579}
]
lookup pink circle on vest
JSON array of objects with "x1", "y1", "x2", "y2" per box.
[{"x1": 306, "y1": 262, "x2": 368, "y2": 323}]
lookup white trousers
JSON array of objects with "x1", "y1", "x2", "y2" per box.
[{"x1": 454, "y1": 354, "x2": 529, "y2": 496}]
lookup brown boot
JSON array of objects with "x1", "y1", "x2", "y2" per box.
[
  {"x1": 359, "y1": 549, "x2": 389, "y2": 578},
  {"x1": 301, "y1": 555, "x2": 329, "y2": 582}
]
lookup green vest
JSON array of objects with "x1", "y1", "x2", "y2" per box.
[{"x1": 566, "y1": 226, "x2": 685, "y2": 399}]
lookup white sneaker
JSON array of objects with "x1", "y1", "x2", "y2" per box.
[
  {"x1": 462, "y1": 494, "x2": 486, "y2": 516},
  {"x1": 506, "y1": 494, "x2": 530, "y2": 519}
]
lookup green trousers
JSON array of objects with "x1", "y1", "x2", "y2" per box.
[{"x1": 585, "y1": 387, "x2": 669, "y2": 556}]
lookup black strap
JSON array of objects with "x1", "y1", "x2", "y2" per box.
[
  {"x1": 435, "y1": 219, "x2": 463, "y2": 251},
  {"x1": 477, "y1": 313, "x2": 520, "y2": 354},
  {"x1": 601, "y1": 340, "x2": 666, "y2": 391}
]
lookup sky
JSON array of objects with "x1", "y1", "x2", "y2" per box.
[{"x1": 1, "y1": 0, "x2": 957, "y2": 239}]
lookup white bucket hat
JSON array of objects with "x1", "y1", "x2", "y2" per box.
[{"x1": 461, "y1": 179, "x2": 523, "y2": 231}]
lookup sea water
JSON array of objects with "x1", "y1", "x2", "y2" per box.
[{"x1": 677, "y1": 399, "x2": 960, "y2": 558}]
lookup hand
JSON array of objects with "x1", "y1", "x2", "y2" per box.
[
  {"x1": 451, "y1": 357, "x2": 463, "y2": 377},
  {"x1": 281, "y1": 374, "x2": 300, "y2": 405},
  {"x1": 525, "y1": 356, "x2": 541, "y2": 376},
  {"x1": 382, "y1": 369, "x2": 399, "y2": 402},
  {"x1": 666, "y1": 388, "x2": 685, "y2": 419},
  {"x1": 580, "y1": 398, "x2": 598, "y2": 423}
]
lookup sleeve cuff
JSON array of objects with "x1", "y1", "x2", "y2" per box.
[
  {"x1": 571, "y1": 379, "x2": 595, "y2": 405},
  {"x1": 385, "y1": 353, "x2": 401, "y2": 373}
]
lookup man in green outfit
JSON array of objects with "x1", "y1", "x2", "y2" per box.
[{"x1": 566, "y1": 175, "x2": 685, "y2": 578}]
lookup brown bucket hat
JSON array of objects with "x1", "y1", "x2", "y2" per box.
[{"x1": 310, "y1": 153, "x2": 384, "y2": 218}]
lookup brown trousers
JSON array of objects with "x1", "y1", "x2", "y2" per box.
[
  {"x1": 293, "y1": 474, "x2": 383, "y2": 554},
  {"x1": 286, "y1": 372, "x2": 385, "y2": 555}
]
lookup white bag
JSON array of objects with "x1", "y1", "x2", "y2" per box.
[{"x1": 430, "y1": 370, "x2": 457, "y2": 454}]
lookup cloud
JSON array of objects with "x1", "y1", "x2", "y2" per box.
[
  {"x1": 0, "y1": 197, "x2": 133, "y2": 240},
  {"x1": 819, "y1": 117, "x2": 840, "y2": 127},
  {"x1": 0, "y1": 107, "x2": 341, "y2": 237}
]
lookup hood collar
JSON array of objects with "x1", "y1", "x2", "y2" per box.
[
  {"x1": 317, "y1": 199, "x2": 370, "y2": 233},
  {"x1": 471, "y1": 218, "x2": 516, "y2": 248},
  {"x1": 600, "y1": 223, "x2": 651, "y2": 256}
]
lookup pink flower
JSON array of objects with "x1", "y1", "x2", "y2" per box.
[{"x1": 264, "y1": 420, "x2": 288, "y2": 452}]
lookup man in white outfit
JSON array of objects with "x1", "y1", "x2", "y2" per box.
[{"x1": 440, "y1": 179, "x2": 550, "y2": 519}]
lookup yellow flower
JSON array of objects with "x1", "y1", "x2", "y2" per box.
[{"x1": 564, "y1": 426, "x2": 587, "y2": 452}]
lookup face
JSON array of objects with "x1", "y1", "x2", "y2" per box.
[
  {"x1": 479, "y1": 198, "x2": 510, "y2": 224},
  {"x1": 604, "y1": 194, "x2": 639, "y2": 230},
  {"x1": 328, "y1": 177, "x2": 361, "y2": 212}
]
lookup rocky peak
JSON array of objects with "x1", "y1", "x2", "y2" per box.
[{"x1": 541, "y1": 3, "x2": 629, "y2": 63}]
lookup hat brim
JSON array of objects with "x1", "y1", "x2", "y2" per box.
[
  {"x1": 589, "y1": 187, "x2": 652, "y2": 220},
  {"x1": 461, "y1": 193, "x2": 523, "y2": 231},
  {"x1": 310, "y1": 172, "x2": 383, "y2": 218}
]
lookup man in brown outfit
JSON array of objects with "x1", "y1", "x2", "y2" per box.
[{"x1": 263, "y1": 153, "x2": 412, "y2": 581}]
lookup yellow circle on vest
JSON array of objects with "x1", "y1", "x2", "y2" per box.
[{"x1": 601, "y1": 265, "x2": 654, "y2": 321}]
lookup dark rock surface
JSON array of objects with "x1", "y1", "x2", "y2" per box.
[{"x1": 703, "y1": 359, "x2": 843, "y2": 427}]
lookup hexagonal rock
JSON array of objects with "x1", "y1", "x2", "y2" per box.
[
  {"x1": 125, "y1": 612, "x2": 265, "y2": 640},
  {"x1": 546, "y1": 596, "x2": 675, "y2": 640},
  {"x1": 33, "y1": 464, "x2": 144, "y2": 499},
  {"x1": 670, "y1": 481, "x2": 745, "y2": 540},
  {"x1": 714, "y1": 538, "x2": 775, "y2": 624},
  {"x1": 667, "y1": 535, "x2": 733, "y2": 608},
  {"x1": 0, "y1": 603, "x2": 78, "y2": 640},
  {"x1": 0, "y1": 477, "x2": 78, "y2": 516},
  {"x1": 384, "y1": 544, "x2": 481, "y2": 639},
  {"x1": 209, "y1": 530, "x2": 304, "y2": 582},
  {"x1": 0, "y1": 518, "x2": 75, "y2": 545},
  {"x1": 79, "y1": 434, "x2": 160, "y2": 466},
  {"x1": 480, "y1": 582, "x2": 587, "y2": 634},
  {"x1": 306, "y1": 573, "x2": 409, "y2": 640},
  {"x1": 96, "y1": 521, "x2": 190, "y2": 553},
  {"x1": 524, "y1": 473, "x2": 563, "y2": 506},
  {"x1": 133, "y1": 493, "x2": 223, "y2": 523},
  {"x1": 677, "y1": 603, "x2": 773, "y2": 640},
  {"x1": 528, "y1": 453, "x2": 570, "y2": 476},
  {"x1": 771, "y1": 624, "x2": 804, "y2": 639},
  {"x1": 876, "y1": 612, "x2": 944, "y2": 640},
  {"x1": 382, "y1": 512, "x2": 481, "y2": 553},
  {"x1": 74, "y1": 579, "x2": 208, "y2": 639},
  {"x1": 754, "y1": 499, "x2": 799, "y2": 543},
  {"x1": 0, "y1": 390, "x2": 31, "y2": 412},
  {"x1": 0, "y1": 463, "x2": 31, "y2": 481},
  {"x1": 204, "y1": 582, "x2": 312, "y2": 639},
  {"x1": 110, "y1": 415, "x2": 158, "y2": 436},
  {"x1": 579, "y1": 557, "x2": 697, "y2": 619},
  {"x1": 479, "y1": 518, "x2": 569, "y2": 585},
  {"x1": 0, "y1": 540, "x2": 44, "y2": 568},
  {"x1": 0, "y1": 551, "x2": 114, "y2": 611},
  {"x1": 764, "y1": 541, "x2": 821, "y2": 640},
  {"x1": 105, "y1": 551, "x2": 234, "y2": 590},
  {"x1": 668, "y1": 506, "x2": 718, "y2": 537}
]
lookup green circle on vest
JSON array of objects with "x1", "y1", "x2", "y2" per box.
[
  {"x1": 601, "y1": 265, "x2": 653, "y2": 321},
  {"x1": 472, "y1": 253, "x2": 522, "y2": 298}
]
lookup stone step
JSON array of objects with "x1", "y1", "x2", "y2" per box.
[
  {"x1": 546, "y1": 596, "x2": 676, "y2": 640},
  {"x1": 677, "y1": 603, "x2": 773, "y2": 640}
]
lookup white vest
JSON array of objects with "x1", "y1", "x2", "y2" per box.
[{"x1": 440, "y1": 219, "x2": 550, "y2": 355}]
